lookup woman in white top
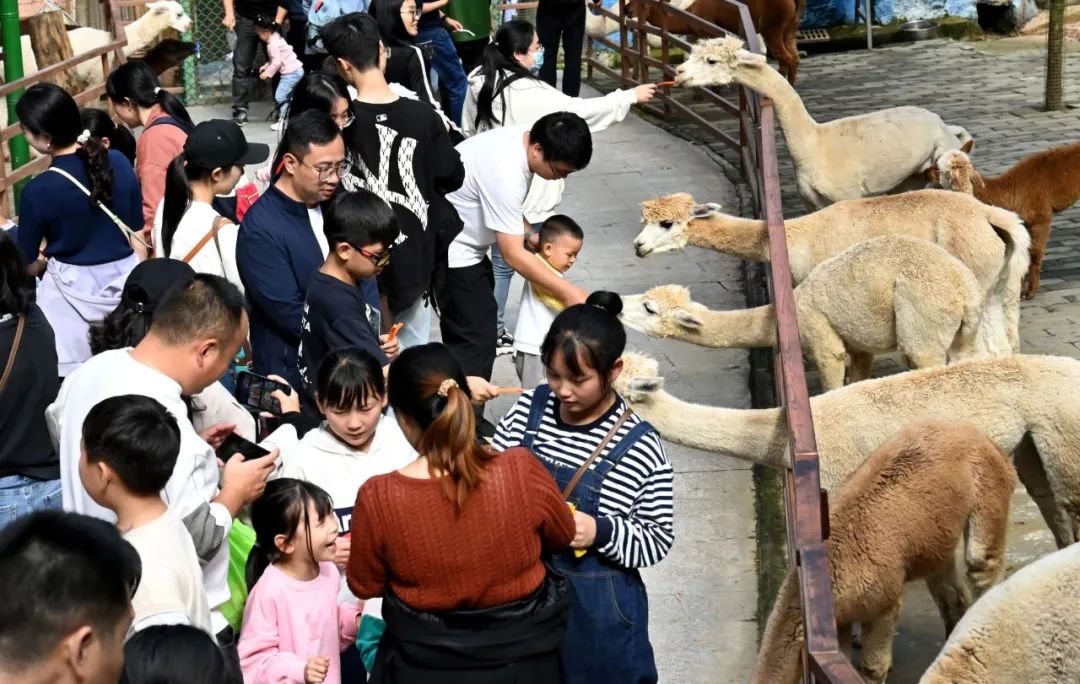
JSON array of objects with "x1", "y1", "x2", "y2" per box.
[{"x1": 153, "y1": 119, "x2": 269, "y2": 291}]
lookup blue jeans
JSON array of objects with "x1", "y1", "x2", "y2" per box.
[
  {"x1": 491, "y1": 244, "x2": 515, "y2": 334},
  {"x1": 275, "y1": 67, "x2": 305, "y2": 115},
  {"x1": 417, "y1": 26, "x2": 468, "y2": 126},
  {"x1": 394, "y1": 296, "x2": 433, "y2": 350},
  {"x1": 0, "y1": 475, "x2": 62, "y2": 530}
]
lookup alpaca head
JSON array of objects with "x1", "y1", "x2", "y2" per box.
[
  {"x1": 145, "y1": 0, "x2": 193, "y2": 34},
  {"x1": 613, "y1": 351, "x2": 666, "y2": 404},
  {"x1": 620, "y1": 285, "x2": 709, "y2": 338},
  {"x1": 674, "y1": 36, "x2": 768, "y2": 87},
  {"x1": 633, "y1": 193, "x2": 722, "y2": 256}
]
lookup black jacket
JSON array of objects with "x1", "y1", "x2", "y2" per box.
[{"x1": 0, "y1": 305, "x2": 60, "y2": 479}]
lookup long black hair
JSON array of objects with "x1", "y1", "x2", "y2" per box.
[
  {"x1": 0, "y1": 230, "x2": 30, "y2": 316},
  {"x1": 80, "y1": 108, "x2": 136, "y2": 165},
  {"x1": 541, "y1": 291, "x2": 626, "y2": 391},
  {"x1": 278, "y1": 71, "x2": 351, "y2": 135},
  {"x1": 121, "y1": 626, "x2": 231, "y2": 684},
  {"x1": 473, "y1": 20, "x2": 537, "y2": 131},
  {"x1": 369, "y1": 0, "x2": 415, "y2": 47},
  {"x1": 106, "y1": 61, "x2": 193, "y2": 127},
  {"x1": 246, "y1": 479, "x2": 334, "y2": 590},
  {"x1": 161, "y1": 152, "x2": 238, "y2": 258},
  {"x1": 16, "y1": 83, "x2": 114, "y2": 206}
]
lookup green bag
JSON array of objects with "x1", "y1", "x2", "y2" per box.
[{"x1": 221, "y1": 520, "x2": 257, "y2": 633}]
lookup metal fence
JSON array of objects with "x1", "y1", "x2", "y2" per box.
[{"x1": 583, "y1": 1, "x2": 863, "y2": 681}]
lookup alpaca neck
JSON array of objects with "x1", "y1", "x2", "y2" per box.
[
  {"x1": 632, "y1": 392, "x2": 789, "y2": 469},
  {"x1": 736, "y1": 64, "x2": 819, "y2": 158},
  {"x1": 686, "y1": 215, "x2": 770, "y2": 262},
  {"x1": 695, "y1": 304, "x2": 777, "y2": 348}
]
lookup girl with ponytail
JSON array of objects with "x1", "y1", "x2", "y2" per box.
[
  {"x1": 347, "y1": 342, "x2": 575, "y2": 680},
  {"x1": 14, "y1": 83, "x2": 144, "y2": 377},
  {"x1": 107, "y1": 61, "x2": 195, "y2": 238}
]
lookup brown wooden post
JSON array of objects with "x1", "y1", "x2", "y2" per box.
[
  {"x1": 635, "y1": 0, "x2": 647, "y2": 85},
  {"x1": 26, "y1": 11, "x2": 81, "y2": 93},
  {"x1": 660, "y1": 18, "x2": 670, "y2": 116},
  {"x1": 619, "y1": 0, "x2": 629, "y2": 85}
]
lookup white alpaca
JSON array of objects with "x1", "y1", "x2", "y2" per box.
[
  {"x1": 920, "y1": 542, "x2": 1080, "y2": 683},
  {"x1": 631, "y1": 191, "x2": 1030, "y2": 354},
  {"x1": 673, "y1": 36, "x2": 971, "y2": 210},
  {"x1": 621, "y1": 236, "x2": 995, "y2": 390},
  {"x1": 613, "y1": 351, "x2": 1080, "y2": 549}
]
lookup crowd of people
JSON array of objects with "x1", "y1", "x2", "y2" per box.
[{"x1": 0, "y1": 8, "x2": 672, "y2": 684}]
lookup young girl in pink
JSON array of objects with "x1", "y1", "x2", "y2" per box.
[
  {"x1": 239, "y1": 479, "x2": 360, "y2": 684},
  {"x1": 255, "y1": 15, "x2": 305, "y2": 130}
]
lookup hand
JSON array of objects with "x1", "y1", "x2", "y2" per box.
[
  {"x1": 445, "y1": 17, "x2": 464, "y2": 32},
  {"x1": 222, "y1": 12, "x2": 235, "y2": 29},
  {"x1": 259, "y1": 71, "x2": 270, "y2": 80},
  {"x1": 379, "y1": 334, "x2": 401, "y2": 361},
  {"x1": 466, "y1": 376, "x2": 499, "y2": 403},
  {"x1": 304, "y1": 656, "x2": 330, "y2": 684},
  {"x1": 220, "y1": 447, "x2": 279, "y2": 509},
  {"x1": 570, "y1": 510, "x2": 597, "y2": 549},
  {"x1": 525, "y1": 231, "x2": 540, "y2": 253},
  {"x1": 634, "y1": 83, "x2": 657, "y2": 103},
  {"x1": 333, "y1": 534, "x2": 351, "y2": 568},
  {"x1": 199, "y1": 423, "x2": 237, "y2": 450},
  {"x1": 265, "y1": 374, "x2": 300, "y2": 416}
]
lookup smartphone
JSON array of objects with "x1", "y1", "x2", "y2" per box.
[
  {"x1": 215, "y1": 432, "x2": 271, "y2": 463},
  {"x1": 235, "y1": 371, "x2": 289, "y2": 415}
]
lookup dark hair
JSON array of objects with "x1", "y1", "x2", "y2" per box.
[
  {"x1": 151, "y1": 273, "x2": 246, "y2": 346},
  {"x1": 90, "y1": 304, "x2": 150, "y2": 355},
  {"x1": 387, "y1": 344, "x2": 494, "y2": 510},
  {"x1": 121, "y1": 625, "x2": 230, "y2": 684},
  {"x1": 106, "y1": 61, "x2": 193, "y2": 127},
  {"x1": 324, "y1": 190, "x2": 399, "y2": 251},
  {"x1": 370, "y1": 0, "x2": 414, "y2": 47},
  {"x1": 80, "y1": 108, "x2": 136, "y2": 165},
  {"x1": 320, "y1": 12, "x2": 384, "y2": 72},
  {"x1": 538, "y1": 214, "x2": 584, "y2": 246},
  {"x1": 530, "y1": 111, "x2": 592, "y2": 171},
  {"x1": 270, "y1": 109, "x2": 342, "y2": 181},
  {"x1": 317, "y1": 347, "x2": 386, "y2": 413},
  {"x1": 161, "y1": 152, "x2": 238, "y2": 257},
  {"x1": 0, "y1": 230, "x2": 30, "y2": 315},
  {"x1": 82, "y1": 395, "x2": 181, "y2": 496},
  {"x1": 0, "y1": 511, "x2": 141, "y2": 673},
  {"x1": 253, "y1": 14, "x2": 282, "y2": 33},
  {"x1": 16, "y1": 83, "x2": 114, "y2": 206},
  {"x1": 474, "y1": 20, "x2": 536, "y2": 130},
  {"x1": 290, "y1": 72, "x2": 350, "y2": 120},
  {"x1": 246, "y1": 479, "x2": 334, "y2": 590},
  {"x1": 541, "y1": 291, "x2": 625, "y2": 389}
]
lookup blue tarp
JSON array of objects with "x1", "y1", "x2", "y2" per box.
[{"x1": 801, "y1": 0, "x2": 981, "y2": 28}]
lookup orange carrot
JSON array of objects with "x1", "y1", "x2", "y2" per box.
[
  {"x1": 496, "y1": 387, "x2": 527, "y2": 395},
  {"x1": 387, "y1": 322, "x2": 404, "y2": 342},
  {"x1": 657, "y1": 80, "x2": 676, "y2": 87}
]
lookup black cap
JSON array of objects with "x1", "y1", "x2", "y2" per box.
[
  {"x1": 184, "y1": 119, "x2": 269, "y2": 169},
  {"x1": 121, "y1": 259, "x2": 196, "y2": 315}
]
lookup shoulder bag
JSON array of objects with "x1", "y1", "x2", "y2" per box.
[
  {"x1": 0, "y1": 314, "x2": 26, "y2": 395},
  {"x1": 47, "y1": 167, "x2": 151, "y2": 256}
]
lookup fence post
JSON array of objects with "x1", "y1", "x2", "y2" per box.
[
  {"x1": 619, "y1": 0, "x2": 629, "y2": 86},
  {"x1": 635, "y1": 0, "x2": 647, "y2": 85}
]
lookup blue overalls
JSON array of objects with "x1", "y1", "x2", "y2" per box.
[{"x1": 522, "y1": 385, "x2": 659, "y2": 684}]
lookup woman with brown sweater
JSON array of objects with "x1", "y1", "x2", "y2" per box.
[{"x1": 347, "y1": 342, "x2": 575, "y2": 682}]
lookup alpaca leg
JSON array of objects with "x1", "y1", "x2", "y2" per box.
[
  {"x1": 782, "y1": 19, "x2": 799, "y2": 84},
  {"x1": 1014, "y1": 435, "x2": 1074, "y2": 548},
  {"x1": 1025, "y1": 424, "x2": 1080, "y2": 548},
  {"x1": 858, "y1": 599, "x2": 902, "y2": 684},
  {"x1": 904, "y1": 351, "x2": 948, "y2": 371},
  {"x1": 764, "y1": 33, "x2": 791, "y2": 81},
  {"x1": 964, "y1": 461, "x2": 1013, "y2": 594},
  {"x1": 847, "y1": 352, "x2": 875, "y2": 383},
  {"x1": 799, "y1": 311, "x2": 847, "y2": 391},
  {"x1": 1023, "y1": 217, "x2": 1051, "y2": 299},
  {"x1": 925, "y1": 552, "x2": 974, "y2": 636}
]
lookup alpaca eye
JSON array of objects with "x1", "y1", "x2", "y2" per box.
[
  {"x1": 706, "y1": 58, "x2": 719, "y2": 65},
  {"x1": 659, "y1": 221, "x2": 673, "y2": 230},
  {"x1": 643, "y1": 301, "x2": 657, "y2": 315}
]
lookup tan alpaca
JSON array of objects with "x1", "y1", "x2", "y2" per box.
[
  {"x1": 920, "y1": 541, "x2": 1080, "y2": 683},
  {"x1": 622, "y1": 236, "x2": 994, "y2": 390},
  {"x1": 632, "y1": 190, "x2": 1029, "y2": 353},
  {"x1": 613, "y1": 352, "x2": 1080, "y2": 549},
  {"x1": 756, "y1": 420, "x2": 1015, "y2": 684},
  {"x1": 672, "y1": 36, "x2": 971, "y2": 210}
]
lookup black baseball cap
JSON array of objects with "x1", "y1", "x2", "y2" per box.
[
  {"x1": 184, "y1": 119, "x2": 269, "y2": 169},
  {"x1": 121, "y1": 259, "x2": 195, "y2": 315}
]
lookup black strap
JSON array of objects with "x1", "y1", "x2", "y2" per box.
[
  {"x1": 0, "y1": 315, "x2": 26, "y2": 394},
  {"x1": 145, "y1": 116, "x2": 195, "y2": 135}
]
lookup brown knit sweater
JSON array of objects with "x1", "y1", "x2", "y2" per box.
[{"x1": 347, "y1": 447, "x2": 575, "y2": 611}]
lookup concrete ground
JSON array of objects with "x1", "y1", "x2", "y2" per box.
[{"x1": 192, "y1": 91, "x2": 759, "y2": 682}]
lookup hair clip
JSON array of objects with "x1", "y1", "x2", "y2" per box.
[
  {"x1": 76, "y1": 129, "x2": 91, "y2": 144},
  {"x1": 437, "y1": 378, "x2": 458, "y2": 397},
  {"x1": 153, "y1": 86, "x2": 163, "y2": 96}
]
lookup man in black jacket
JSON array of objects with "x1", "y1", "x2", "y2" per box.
[{"x1": 322, "y1": 13, "x2": 465, "y2": 351}]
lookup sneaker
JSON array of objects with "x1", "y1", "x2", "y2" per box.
[
  {"x1": 496, "y1": 328, "x2": 514, "y2": 356},
  {"x1": 232, "y1": 110, "x2": 248, "y2": 126},
  {"x1": 270, "y1": 120, "x2": 282, "y2": 132}
]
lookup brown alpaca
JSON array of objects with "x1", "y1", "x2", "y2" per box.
[
  {"x1": 631, "y1": 0, "x2": 805, "y2": 84},
  {"x1": 754, "y1": 420, "x2": 1015, "y2": 684},
  {"x1": 931, "y1": 141, "x2": 1080, "y2": 299}
]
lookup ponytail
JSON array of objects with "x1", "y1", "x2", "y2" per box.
[
  {"x1": 542, "y1": 291, "x2": 627, "y2": 392},
  {"x1": 161, "y1": 153, "x2": 193, "y2": 257},
  {"x1": 107, "y1": 61, "x2": 193, "y2": 127},
  {"x1": 474, "y1": 20, "x2": 536, "y2": 131},
  {"x1": 387, "y1": 344, "x2": 494, "y2": 511},
  {"x1": 75, "y1": 135, "x2": 114, "y2": 206}
]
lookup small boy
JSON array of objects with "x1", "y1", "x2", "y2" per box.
[
  {"x1": 513, "y1": 215, "x2": 585, "y2": 387},
  {"x1": 79, "y1": 394, "x2": 213, "y2": 635},
  {"x1": 299, "y1": 190, "x2": 401, "y2": 398}
]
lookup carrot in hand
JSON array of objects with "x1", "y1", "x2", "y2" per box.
[
  {"x1": 387, "y1": 322, "x2": 404, "y2": 342},
  {"x1": 657, "y1": 80, "x2": 676, "y2": 87},
  {"x1": 495, "y1": 387, "x2": 527, "y2": 395}
]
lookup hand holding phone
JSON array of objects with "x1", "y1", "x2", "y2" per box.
[{"x1": 235, "y1": 371, "x2": 291, "y2": 416}]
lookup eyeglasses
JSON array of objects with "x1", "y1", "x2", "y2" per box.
[
  {"x1": 354, "y1": 244, "x2": 392, "y2": 267},
  {"x1": 546, "y1": 159, "x2": 572, "y2": 180},
  {"x1": 400, "y1": 7, "x2": 418, "y2": 16},
  {"x1": 300, "y1": 159, "x2": 349, "y2": 181}
]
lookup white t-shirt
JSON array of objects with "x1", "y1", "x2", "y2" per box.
[
  {"x1": 446, "y1": 126, "x2": 532, "y2": 268},
  {"x1": 513, "y1": 265, "x2": 564, "y2": 356},
  {"x1": 152, "y1": 200, "x2": 243, "y2": 294},
  {"x1": 126, "y1": 510, "x2": 213, "y2": 635}
]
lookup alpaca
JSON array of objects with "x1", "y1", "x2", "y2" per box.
[
  {"x1": 672, "y1": 36, "x2": 971, "y2": 209},
  {"x1": 757, "y1": 420, "x2": 1015, "y2": 684},
  {"x1": 931, "y1": 141, "x2": 1080, "y2": 299},
  {"x1": 613, "y1": 352, "x2": 1080, "y2": 549},
  {"x1": 621, "y1": 235, "x2": 994, "y2": 391},
  {"x1": 632, "y1": 190, "x2": 1030, "y2": 354},
  {"x1": 920, "y1": 541, "x2": 1080, "y2": 683}
]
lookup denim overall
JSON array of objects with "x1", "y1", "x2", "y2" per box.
[{"x1": 522, "y1": 385, "x2": 659, "y2": 684}]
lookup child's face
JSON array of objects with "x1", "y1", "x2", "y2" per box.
[
  {"x1": 341, "y1": 241, "x2": 391, "y2": 281},
  {"x1": 541, "y1": 234, "x2": 583, "y2": 273},
  {"x1": 546, "y1": 349, "x2": 621, "y2": 420},
  {"x1": 319, "y1": 393, "x2": 387, "y2": 450},
  {"x1": 256, "y1": 28, "x2": 271, "y2": 41},
  {"x1": 283, "y1": 501, "x2": 340, "y2": 565}
]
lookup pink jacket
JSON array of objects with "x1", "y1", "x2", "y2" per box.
[
  {"x1": 238, "y1": 563, "x2": 361, "y2": 684},
  {"x1": 261, "y1": 33, "x2": 302, "y2": 78},
  {"x1": 136, "y1": 106, "x2": 187, "y2": 237}
]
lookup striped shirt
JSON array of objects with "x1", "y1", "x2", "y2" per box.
[{"x1": 494, "y1": 390, "x2": 675, "y2": 568}]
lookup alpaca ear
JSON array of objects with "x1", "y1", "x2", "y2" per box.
[
  {"x1": 146, "y1": 0, "x2": 167, "y2": 10},
  {"x1": 673, "y1": 308, "x2": 704, "y2": 329},
  {"x1": 961, "y1": 139, "x2": 975, "y2": 154},
  {"x1": 628, "y1": 376, "x2": 665, "y2": 395},
  {"x1": 735, "y1": 50, "x2": 767, "y2": 68},
  {"x1": 690, "y1": 203, "x2": 722, "y2": 219}
]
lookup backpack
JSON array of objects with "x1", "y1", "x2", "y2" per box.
[
  {"x1": 144, "y1": 115, "x2": 195, "y2": 135},
  {"x1": 306, "y1": 0, "x2": 369, "y2": 54}
]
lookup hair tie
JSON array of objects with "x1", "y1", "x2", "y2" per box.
[
  {"x1": 437, "y1": 378, "x2": 458, "y2": 398},
  {"x1": 76, "y1": 129, "x2": 90, "y2": 144},
  {"x1": 153, "y1": 86, "x2": 163, "y2": 97}
]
